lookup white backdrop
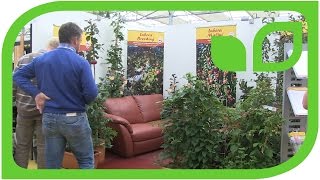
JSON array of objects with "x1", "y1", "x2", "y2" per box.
[
  {"x1": 31, "y1": 11, "x2": 114, "y2": 82},
  {"x1": 161, "y1": 18, "x2": 289, "y2": 99},
  {"x1": 31, "y1": 12, "x2": 290, "y2": 101}
]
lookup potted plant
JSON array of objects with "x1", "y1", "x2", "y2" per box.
[
  {"x1": 160, "y1": 73, "x2": 283, "y2": 169},
  {"x1": 62, "y1": 82, "x2": 117, "y2": 168},
  {"x1": 84, "y1": 19, "x2": 103, "y2": 79},
  {"x1": 84, "y1": 17, "x2": 117, "y2": 162},
  {"x1": 104, "y1": 12, "x2": 127, "y2": 98},
  {"x1": 62, "y1": 149, "x2": 102, "y2": 169},
  {"x1": 84, "y1": 13, "x2": 123, "y2": 163},
  {"x1": 160, "y1": 73, "x2": 227, "y2": 168},
  {"x1": 86, "y1": 82, "x2": 117, "y2": 163},
  {"x1": 221, "y1": 74, "x2": 283, "y2": 169},
  {"x1": 62, "y1": 18, "x2": 116, "y2": 168}
]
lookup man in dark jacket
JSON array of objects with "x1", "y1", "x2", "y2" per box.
[
  {"x1": 13, "y1": 22, "x2": 98, "y2": 169},
  {"x1": 13, "y1": 37, "x2": 59, "y2": 169}
]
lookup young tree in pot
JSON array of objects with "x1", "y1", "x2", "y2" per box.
[
  {"x1": 62, "y1": 18, "x2": 115, "y2": 168},
  {"x1": 84, "y1": 13, "x2": 124, "y2": 164},
  {"x1": 84, "y1": 19, "x2": 103, "y2": 79},
  {"x1": 65, "y1": 18, "x2": 116, "y2": 165},
  {"x1": 86, "y1": 13, "x2": 125, "y2": 164},
  {"x1": 82, "y1": 13, "x2": 124, "y2": 166},
  {"x1": 86, "y1": 81, "x2": 117, "y2": 163},
  {"x1": 62, "y1": 96, "x2": 111, "y2": 169},
  {"x1": 104, "y1": 12, "x2": 127, "y2": 97}
]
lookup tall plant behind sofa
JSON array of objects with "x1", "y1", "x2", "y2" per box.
[
  {"x1": 86, "y1": 12, "x2": 127, "y2": 147},
  {"x1": 63, "y1": 17, "x2": 118, "y2": 168},
  {"x1": 87, "y1": 12, "x2": 126, "y2": 151},
  {"x1": 86, "y1": 83, "x2": 117, "y2": 148},
  {"x1": 104, "y1": 12, "x2": 127, "y2": 98},
  {"x1": 83, "y1": 17, "x2": 117, "y2": 149},
  {"x1": 84, "y1": 19, "x2": 104, "y2": 65}
]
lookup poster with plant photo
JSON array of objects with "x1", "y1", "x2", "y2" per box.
[
  {"x1": 127, "y1": 30, "x2": 164, "y2": 95},
  {"x1": 196, "y1": 25, "x2": 237, "y2": 107}
]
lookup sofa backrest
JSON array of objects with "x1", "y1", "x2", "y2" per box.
[
  {"x1": 104, "y1": 96, "x2": 144, "y2": 124},
  {"x1": 133, "y1": 94, "x2": 163, "y2": 123}
]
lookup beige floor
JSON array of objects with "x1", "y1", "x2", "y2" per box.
[{"x1": 27, "y1": 160, "x2": 37, "y2": 169}]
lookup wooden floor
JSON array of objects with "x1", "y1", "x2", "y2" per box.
[
  {"x1": 98, "y1": 150, "x2": 163, "y2": 169},
  {"x1": 27, "y1": 160, "x2": 37, "y2": 169},
  {"x1": 27, "y1": 150, "x2": 163, "y2": 169}
]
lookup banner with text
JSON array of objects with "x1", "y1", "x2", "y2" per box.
[
  {"x1": 53, "y1": 25, "x2": 90, "y2": 52},
  {"x1": 196, "y1": 25, "x2": 236, "y2": 44},
  {"x1": 128, "y1": 30, "x2": 164, "y2": 47}
]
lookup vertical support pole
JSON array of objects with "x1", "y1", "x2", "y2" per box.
[{"x1": 168, "y1": 11, "x2": 174, "y2": 25}]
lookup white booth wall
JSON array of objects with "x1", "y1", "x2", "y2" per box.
[
  {"x1": 124, "y1": 21, "x2": 254, "y2": 99},
  {"x1": 162, "y1": 17, "x2": 290, "y2": 99},
  {"x1": 31, "y1": 11, "x2": 290, "y2": 102},
  {"x1": 163, "y1": 20, "x2": 258, "y2": 99},
  {"x1": 31, "y1": 11, "x2": 114, "y2": 82}
]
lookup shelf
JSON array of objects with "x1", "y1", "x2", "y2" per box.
[
  {"x1": 287, "y1": 87, "x2": 308, "y2": 116},
  {"x1": 287, "y1": 50, "x2": 308, "y2": 79}
]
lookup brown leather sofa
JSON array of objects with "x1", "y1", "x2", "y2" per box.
[{"x1": 104, "y1": 94, "x2": 164, "y2": 157}]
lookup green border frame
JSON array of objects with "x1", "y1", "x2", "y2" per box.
[{"x1": 2, "y1": 1, "x2": 318, "y2": 179}]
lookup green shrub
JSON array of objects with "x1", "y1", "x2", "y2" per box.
[
  {"x1": 160, "y1": 73, "x2": 283, "y2": 169},
  {"x1": 222, "y1": 74, "x2": 283, "y2": 168},
  {"x1": 86, "y1": 80, "x2": 117, "y2": 148},
  {"x1": 160, "y1": 73, "x2": 227, "y2": 168}
]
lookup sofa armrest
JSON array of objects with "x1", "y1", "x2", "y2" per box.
[{"x1": 104, "y1": 113, "x2": 133, "y2": 134}]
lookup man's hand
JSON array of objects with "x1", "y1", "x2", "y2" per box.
[{"x1": 35, "y1": 92, "x2": 50, "y2": 114}]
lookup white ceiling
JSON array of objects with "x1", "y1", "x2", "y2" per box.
[
  {"x1": 17, "y1": 11, "x2": 300, "y2": 42},
  {"x1": 119, "y1": 11, "x2": 300, "y2": 27}
]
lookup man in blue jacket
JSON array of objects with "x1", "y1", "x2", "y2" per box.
[{"x1": 13, "y1": 22, "x2": 98, "y2": 169}]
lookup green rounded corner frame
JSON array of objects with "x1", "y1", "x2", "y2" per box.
[{"x1": 2, "y1": 1, "x2": 318, "y2": 179}]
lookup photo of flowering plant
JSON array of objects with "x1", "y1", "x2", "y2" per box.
[
  {"x1": 127, "y1": 45, "x2": 164, "y2": 95},
  {"x1": 196, "y1": 43, "x2": 237, "y2": 107}
]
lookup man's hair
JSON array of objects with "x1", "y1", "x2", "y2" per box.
[
  {"x1": 47, "y1": 37, "x2": 59, "y2": 50},
  {"x1": 58, "y1": 22, "x2": 82, "y2": 43}
]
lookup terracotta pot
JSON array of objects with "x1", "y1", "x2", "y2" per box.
[
  {"x1": 62, "y1": 150, "x2": 102, "y2": 169},
  {"x1": 90, "y1": 60, "x2": 97, "y2": 64},
  {"x1": 94, "y1": 144, "x2": 105, "y2": 163}
]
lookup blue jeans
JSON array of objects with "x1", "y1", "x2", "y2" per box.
[{"x1": 42, "y1": 112, "x2": 94, "y2": 169}]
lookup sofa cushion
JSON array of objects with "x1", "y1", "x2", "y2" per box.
[
  {"x1": 133, "y1": 94, "x2": 163, "y2": 122},
  {"x1": 146, "y1": 119, "x2": 169, "y2": 129},
  {"x1": 104, "y1": 96, "x2": 144, "y2": 124},
  {"x1": 131, "y1": 124, "x2": 163, "y2": 142}
]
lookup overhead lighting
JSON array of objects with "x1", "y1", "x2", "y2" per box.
[
  {"x1": 230, "y1": 11, "x2": 250, "y2": 20},
  {"x1": 279, "y1": 11, "x2": 301, "y2": 17},
  {"x1": 173, "y1": 11, "x2": 206, "y2": 23}
]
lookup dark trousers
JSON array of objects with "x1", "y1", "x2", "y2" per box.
[{"x1": 14, "y1": 114, "x2": 45, "y2": 168}]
